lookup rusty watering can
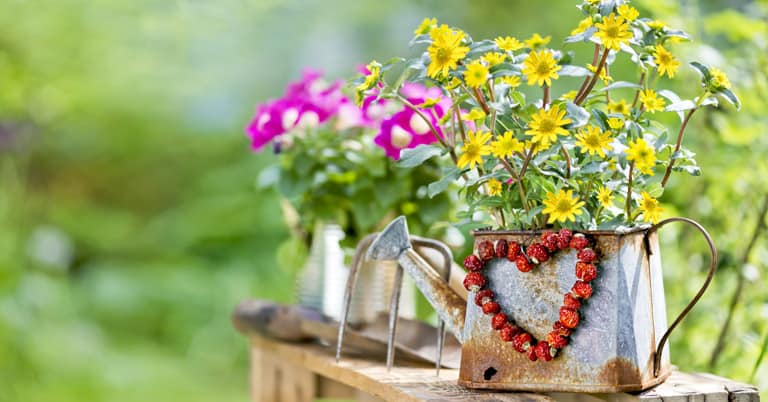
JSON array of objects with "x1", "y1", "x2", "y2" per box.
[{"x1": 355, "y1": 216, "x2": 717, "y2": 393}]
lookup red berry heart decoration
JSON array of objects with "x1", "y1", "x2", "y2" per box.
[{"x1": 462, "y1": 229, "x2": 600, "y2": 362}]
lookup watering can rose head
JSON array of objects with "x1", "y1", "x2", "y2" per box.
[{"x1": 355, "y1": 2, "x2": 740, "y2": 231}]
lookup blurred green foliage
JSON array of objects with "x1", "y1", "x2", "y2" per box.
[{"x1": 0, "y1": 0, "x2": 765, "y2": 401}]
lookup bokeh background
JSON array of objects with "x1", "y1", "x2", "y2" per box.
[{"x1": 1, "y1": 0, "x2": 766, "y2": 401}]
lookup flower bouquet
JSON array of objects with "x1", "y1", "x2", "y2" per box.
[
  {"x1": 246, "y1": 69, "x2": 453, "y2": 322},
  {"x1": 353, "y1": 0, "x2": 738, "y2": 391}
]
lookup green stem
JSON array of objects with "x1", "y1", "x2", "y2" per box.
[
  {"x1": 575, "y1": 49, "x2": 610, "y2": 105},
  {"x1": 625, "y1": 162, "x2": 635, "y2": 224},
  {"x1": 660, "y1": 93, "x2": 707, "y2": 188}
]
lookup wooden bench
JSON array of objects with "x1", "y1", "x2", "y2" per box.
[{"x1": 243, "y1": 332, "x2": 759, "y2": 402}]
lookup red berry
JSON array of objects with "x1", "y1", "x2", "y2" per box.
[
  {"x1": 491, "y1": 313, "x2": 508, "y2": 330},
  {"x1": 547, "y1": 332, "x2": 569, "y2": 349},
  {"x1": 541, "y1": 231, "x2": 560, "y2": 252},
  {"x1": 535, "y1": 341, "x2": 553, "y2": 361},
  {"x1": 572, "y1": 280, "x2": 594, "y2": 299},
  {"x1": 495, "y1": 240, "x2": 509, "y2": 259},
  {"x1": 478, "y1": 240, "x2": 495, "y2": 261},
  {"x1": 569, "y1": 234, "x2": 590, "y2": 250},
  {"x1": 527, "y1": 346, "x2": 539, "y2": 361},
  {"x1": 527, "y1": 243, "x2": 550, "y2": 264},
  {"x1": 463, "y1": 272, "x2": 486, "y2": 292},
  {"x1": 563, "y1": 293, "x2": 581, "y2": 310},
  {"x1": 482, "y1": 301, "x2": 501, "y2": 315},
  {"x1": 474, "y1": 289, "x2": 494, "y2": 307},
  {"x1": 463, "y1": 254, "x2": 484, "y2": 272},
  {"x1": 577, "y1": 248, "x2": 597, "y2": 263},
  {"x1": 515, "y1": 254, "x2": 534, "y2": 272},
  {"x1": 575, "y1": 262, "x2": 598, "y2": 282},
  {"x1": 500, "y1": 323, "x2": 520, "y2": 341},
  {"x1": 559, "y1": 307, "x2": 580, "y2": 329},
  {"x1": 512, "y1": 332, "x2": 532, "y2": 353},
  {"x1": 558, "y1": 228, "x2": 573, "y2": 244},
  {"x1": 507, "y1": 241, "x2": 522, "y2": 260},
  {"x1": 552, "y1": 321, "x2": 572, "y2": 337}
]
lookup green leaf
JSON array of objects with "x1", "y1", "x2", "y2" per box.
[
  {"x1": 599, "y1": 81, "x2": 642, "y2": 91},
  {"x1": 564, "y1": 26, "x2": 596, "y2": 43},
  {"x1": 645, "y1": 182, "x2": 664, "y2": 198},
  {"x1": 427, "y1": 167, "x2": 461, "y2": 198},
  {"x1": 559, "y1": 65, "x2": 591, "y2": 77},
  {"x1": 717, "y1": 88, "x2": 741, "y2": 110},
  {"x1": 690, "y1": 61, "x2": 712, "y2": 80},
  {"x1": 409, "y1": 34, "x2": 431, "y2": 47},
  {"x1": 257, "y1": 165, "x2": 280, "y2": 189},
  {"x1": 398, "y1": 144, "x2": 444, "y2": 168},
  {"x1": 565, "y1": 101, "x2": 590, "y2": 128},
  {"x1": 673, "y1": 164, "x2": 702, "y2": 176},
  {"x1": 665, "y1": 100, "x2": 697, "y2": 112}
]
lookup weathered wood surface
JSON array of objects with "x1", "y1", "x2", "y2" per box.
[{"x1": 247, "y1": 335, "x2": 759, "y2": 402}]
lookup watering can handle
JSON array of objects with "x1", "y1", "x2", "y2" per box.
[{"x1": 649, "y1": 217, "x2": 718, "y2": 377}]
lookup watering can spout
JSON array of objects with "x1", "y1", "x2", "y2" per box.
[{"x1": 367, "y1": 216, "x2": 467, "y2": 344}]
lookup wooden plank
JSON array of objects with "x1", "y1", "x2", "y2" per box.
[
  {"x1": 250, "y1": 338, "x2": 316, "y2": 402},
  {"x1": 247, "y1": 335, "x2": 759, "y2": 402}
]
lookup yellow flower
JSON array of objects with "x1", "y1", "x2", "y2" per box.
[
  {"x1": 587, "y1": 63, "x2": 613, "y2": 84},
  {"x1": 571, "y1": 17, "x2": 593, "y2": 35},
  {"x1": 595, "y1": 13, "x2": 633, "y2": 51},
  {"x1": 607, "y1": 117, "x2": 624, "y2": 130},
  {"x1": 653, "y1": 45, "x2": 680, "y2": 78},
  {"x1": 617, "y1": 4, "x2": 639, "y2": 22},
  {"x1": 495, "y1": 36, "x2": 524, "y2": 52},
  {"x1": 607, "y1": 99, "x2": 631, "y2": 115},
  {"x1": 525, "y1": 139, "x2": 546, "y2": 155},
  {"x1": 482, "y1": 52, "x2": 506, "y2": 67},
  {"x1": 458, "y1": 130, "x2": 492, "y2": 169},
  {"x1": 462, "y1": 108, "x2": 486, "y2": 121},
  {"x1": 419, "y1": 97, "x2": 441, "y2": 108},
  {"x1": 445, "y1": 77, "x2": 462, "y2": 90},
  {"x1": 427, "y1": 25, "x2": 470, "y2": 78},
  {"x1": 709, "y1": 67, "x2": 731, "y2": 90},
  {"x1": 561, "y1": 90, "x2": 578, "y2": 100},
  {"x1": 597, "y1": 186, "x2": 614, "y2": 208},
  {"x1": 639, "y1": 89, "x2": 665, "y2": 113},
  {"x1": 525, "y1": 105, "x2": 572, "y2": 148},
  {"x1": 356, "y1": 61, "x2": 380, "y2": 92},
  {"x1": 487, "y1": 178, "x2": 503, "y2": 196},
  {"x1": 647, "y1": 20, "x2": 666, "y2": 30},
  {"x1": 491, "y1": 131, "x2": 525, "y2": 159},
  {"x1": 525, "y1": 33, "x2": 551, "y2": 49},
  {"x1": 414, "y1": 17, "x2": 437, "y2": 36},
  {"x1": 464, "y1": 60, "x2": 490, "y2": 88},
  {"x1": 501, "y1": 75, "x2": 522, "y2": 88},
  {"x1": 638, "y1": 192, "x2": 664, "y2": 223},
  {"x1": 543, "y1": 189, "x2": 585, "y2": 224},
  {"x1": 626, "y1": 138, "x2": 656, "y2": 175},
  {"x1": 522, "y1": 49, "x2": 561, "y2": 87},
  {"x1": 575, "y1": 125, "x2": 613, "y2": 157}
]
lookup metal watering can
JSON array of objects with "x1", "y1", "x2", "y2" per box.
[{"x1": 343, "y1": 216, "x2": 716, "y2": 393}]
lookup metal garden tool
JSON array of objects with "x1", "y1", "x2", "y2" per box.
[
  {"x1": 356, "y1": 216, "x2": 717, "y2": 393},
  {"x1": 336, "y1": 228, "x2": 463, "y2": 373}
]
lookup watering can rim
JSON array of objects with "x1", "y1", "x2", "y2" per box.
[{"x1": 471, "y1": 224, "x2": 652, "y2": 237}]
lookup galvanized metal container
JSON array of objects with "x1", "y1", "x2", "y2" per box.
[
  {"x1": 296, "y1": 222, "x2": 414, "y2": 325},
  {"x1": 458, "y1": 222, "x2": 715, "y2": 393}
]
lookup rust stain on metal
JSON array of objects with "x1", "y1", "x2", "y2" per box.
[{"x1": 597, "y1": 357, "x2": 642, "y2": 385}]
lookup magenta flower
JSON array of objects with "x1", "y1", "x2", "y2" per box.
[
  {"x1": 246, "y1": 69, "x2": 349, "y2": 152},
  {"x1": 374, "y1": 83, "x2": 451, "y2": 160}
]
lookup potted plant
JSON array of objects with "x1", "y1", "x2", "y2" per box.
[
  {"x1": 354, "y1": 0, "x2": 738, "y2": 392},
  {"x1": 246, "y1": 69, "x2": 453, "y2": 323}
]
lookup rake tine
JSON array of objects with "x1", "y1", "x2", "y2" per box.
[
  {"x1": 385, "y1": 264, "x2": 404, "y2": 371},
  {"x1": 412, "y1": 237, "x2": 453, "y2": 375},
  {"x1": 336, "y1": 233, "x2": 378, "y2": 364}
]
